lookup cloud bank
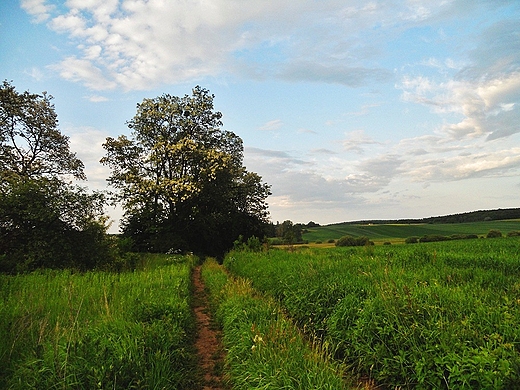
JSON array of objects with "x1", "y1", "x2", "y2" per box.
[{"x1": 19, "y1": 0, "x2": 520, "y2": 224}]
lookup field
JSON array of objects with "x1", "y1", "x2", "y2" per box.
[
  {"x1": 224, "y1": 237, "x2": 520, "y2": 389},
  {"x1": 3, "y1": 223, "x2": 520, "y2": 389},
  {"x1": 303, "y1": 219, "x2": 520, "y2": 243},
  {"x1": 201, "y1": 259, "x2": 351, "y2": 389},
  {"x1": 0, "y1": 254, "x2": 198, "y2": 389}
]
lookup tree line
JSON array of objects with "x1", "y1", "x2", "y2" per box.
[{"x1": 0, "y1": 81, "x2": 271, "y2": 273}]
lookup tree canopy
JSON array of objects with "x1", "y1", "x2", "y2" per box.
[
  {"x1": 0, "y1": 81, "x2": 114, "y2": 273},
  {"x1": 102, "y1": 86, "x2": 271, "y2": 256},
  {"x1": 0, "y1": 80, "x2": 85, "y2": 182}
]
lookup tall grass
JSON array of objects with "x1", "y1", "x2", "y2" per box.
[
  {"x1": 225, "y1": 239, "x2": 520, "y2": 389},
  {"x1": 201, "y1": 258, "x2": 351, "y2": 389},
  {"x1": 0, "y1": 254, "x2": 198, "y2": 389}
]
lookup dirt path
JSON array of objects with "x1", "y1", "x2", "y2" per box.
[{"x1": 193, "y1": 265, "x2": 226, "y2": 390}]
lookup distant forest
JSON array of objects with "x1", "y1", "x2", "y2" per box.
[{"x1": 334, "y1": 208, "x2": 520, "y2": 226}]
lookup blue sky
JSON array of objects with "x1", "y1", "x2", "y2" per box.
[{"x1": 2, "y1": 0, "x2": 520, "y2": 231}]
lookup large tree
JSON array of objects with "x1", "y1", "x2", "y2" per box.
[
  {"x1": 0, "y1": 81, "x2": 113, "y2": 272},
  {"x1": 102, "y1": 86, "x2": 271, "y2": 256},
  {"x1": 0, "y1": 80, "x2": 85, "y2": 182}
]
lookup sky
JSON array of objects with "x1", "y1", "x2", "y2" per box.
[{"x1": 1, "y1": 0, "x2": 520, "y2": 231}]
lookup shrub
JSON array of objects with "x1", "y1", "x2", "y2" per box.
[
  {"x1": 327, "y1": 239, "x2": 336, "y2": 244},
  {"x1": 507, "y1": 231, "x2": 520, "y2": 237},
  {"x1": 335, "y1": 235, "x2": 373, "y2": 247},
  {"x1": 405, "y1": 236, "x2": 419, "y2": 244},
  {"x1": 233, "y1": 235, "x2": 264, "y2": 252},
  {"x1": 486, "y1": 229, "x2": 503, "y2": 238},
  {"x1": 419, "y1": 234, "x2": 451, "y2": 243},
  {"x1": 450, "y1": 234, "x2": 478, "y2": 240},
  {"x1": 383, "y1": 242, "x2": 392, "y2": 245}
]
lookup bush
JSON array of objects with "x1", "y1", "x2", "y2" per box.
[
  {"x1": 507, "y1": 231, "x2": 520, "y2": 237},
  {"x1": 405, "y1": 236, "x2": 419, "y2": 244},
  {"x1": 233, "y1": 235, "x2": 264, "y2": 252},
  {"x1": 419, "y1": 234, "x2": 451, "y2": 243},
  {"x1": 327, "y1": 239, "x2": 336, "y2": 244},
  {"x1": 486, "y1": 229, "x2": 503, "y2": 238},
  {"x1": 335, "y1": 235, "x2": 373, "y2": 247}
]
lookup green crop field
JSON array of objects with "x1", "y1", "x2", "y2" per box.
[
  {"x1": 0, "y1": 254, "x2": 198, "y2": 389},
  {"x1": 225, "y1": 237, "x2": 520, "y2": 389},
  {"x1": 303, "y1": 219, "x2": 520, "y2": 243}
]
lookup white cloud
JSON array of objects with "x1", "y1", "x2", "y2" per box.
[
  {"x1": 67, "y1": 126, "x2": 111, "y2": 189},
  {"x1": 24, "y1": 67, "x2": 44, "y2": 81},
  {"x1": 50, "y1": 56, "x2": 117, "y2": 90},
  {"x1": 85, "y1": 94, "x2": 109, "y2": 102},
  {"x1": 342, "y1": 130, "x2": 382, "y2": 153},
  {"x1": 400, "y1": 71, "x2": 520, "y2": 140},
  {"x1": 403, "y1": 147, "x2": 520, "y2": 182},
  {"x1": 25, "y1": 1, "x2": 463, "y2": 90},
  {"x1": 20, "y1": 0, "x2": 54, "y2": 22},
  {"x1": 259, "y1": 119, "x2": 283, "y2": 131}
]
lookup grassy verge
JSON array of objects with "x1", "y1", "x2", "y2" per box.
[
  {"x1": 201, "y1": 258, "x2": 352, "y2": 389},
  {"x1": 0, "y1": 254, "x2": 198, "y2": 389},
  {"x1": 225, "y1": 239, "x2": 520, "y2": 389}
]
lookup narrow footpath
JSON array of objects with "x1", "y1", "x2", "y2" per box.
[{"x1": 193, "y1": 265, "x2": 227, "y2": 390}]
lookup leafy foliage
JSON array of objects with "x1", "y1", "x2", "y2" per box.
[
  {"x1": 102, "y1": 86, "x2": 271, "y2": 256},
  {"x1": 0, "y1": 80, "x2": 84, "y2": 181},
  {"x1": 0, "y1": 81, "x2": 114, "y2": 272},
  {"x1": 275, "y1": 220, "x2": 303, "y2": 244},
  {"x1": 0, "y1": 178, "x2": 116, "y2": 272},
  {"x1": 487, "y1": 229, "x2": 503, "y2": 238}
]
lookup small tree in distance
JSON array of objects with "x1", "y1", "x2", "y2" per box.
[{"x1": 275, "y1": 220, "x2": 303, "y2": 244}]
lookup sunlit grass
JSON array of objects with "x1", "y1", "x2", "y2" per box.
[
  {"x1": 0, "y1": 254, "x2": 198, "y2": 389},
  {"x1": 202, "y1": 258, "x2": 351, "y2": 389},
  {"x1": 225, "y1": 238, "x2": 520, "y2": 389}
]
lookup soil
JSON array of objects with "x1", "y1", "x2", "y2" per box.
[{"x1": 193, "y1": 265, "x2": 227, "y2": 390}]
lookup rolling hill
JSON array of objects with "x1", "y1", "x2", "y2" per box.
[{"x1": 302, "y1": 208, "x2": 520, "y2": 243}]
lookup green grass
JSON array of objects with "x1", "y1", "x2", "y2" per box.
[
  {"x1": 0, "y1": 254, "x2": 198, "y2": 389},
  {"x1": 201, "y1": 258, "x2": 352, "y2": 389},
  {"x1": 303, "y1": 219, "x2": 520, "y2": 243},
  {"x1": 225, "y1": 238, "x2": 520, "y2": 389}
]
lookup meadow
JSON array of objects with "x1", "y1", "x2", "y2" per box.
[
  {"x1": 3, "y1": 223, "x2": 520, "y2": 389},
  {"x1": 0, "y1": 254, "x2": 198, "y2": 389},
  {"x1": 303, "y1": 220, "x2": 520, "y2": 243},
  {"x1": 201, "y1": 258, "x2": 351, "y2": 389},
  {"x1": 224, "y1": 237, "x2": 520, "y2": 389}
]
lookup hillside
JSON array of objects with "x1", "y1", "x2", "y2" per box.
[
  {"x1": 302, "y1": 208, "x2": 520, "y2": 243},
  {"x1": 328, "y1": 207, "x2": 520, "y2": 226}
]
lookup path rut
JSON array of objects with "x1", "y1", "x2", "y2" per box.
[{"x1": 193, "y1": 265, "x2": 226, "y2": 390}]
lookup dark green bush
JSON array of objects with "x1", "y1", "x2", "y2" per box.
[
  {"x1": 419, "y1": 234, "x2": 451, "y2": 243},
  {"x1": 507, "y1": 231, "x2": 520, "y2": 237},
  {"x1": 335, "y1": 235, "x2": 373, "y2": 247},
  {"x1": 486, "y1": 229, "x2": 503, "y2": 238},
  {"x1": 233, "y1": 235, "x2": 264, "y2": 252},
  {"x1": 405, "y1": 236, "x2": 419, "y2": 244}
]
